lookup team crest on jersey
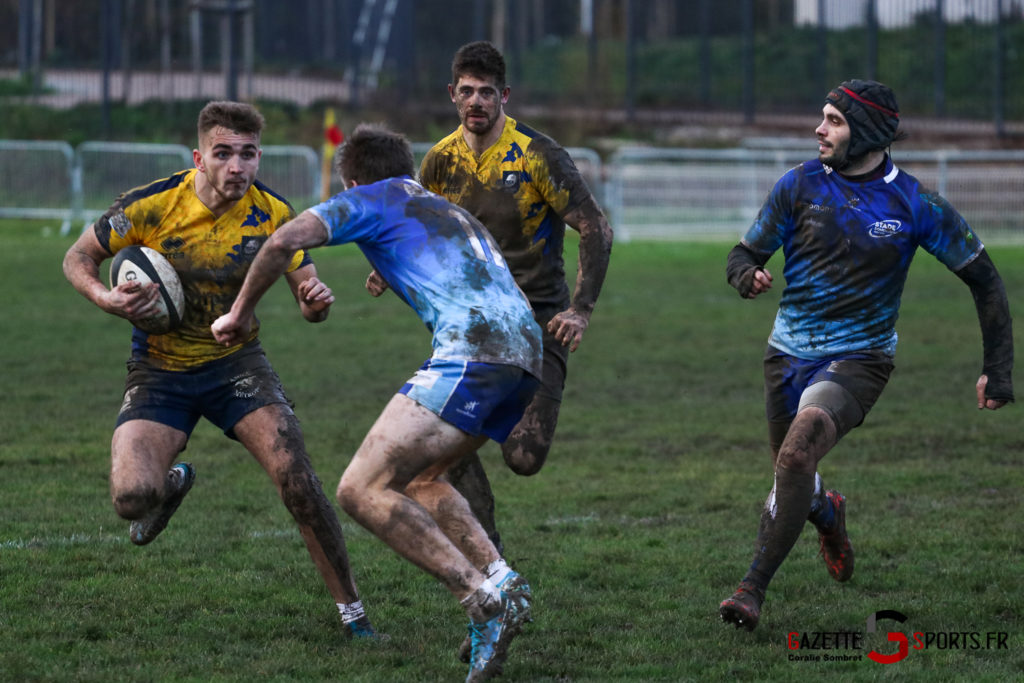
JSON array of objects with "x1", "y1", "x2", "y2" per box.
[
  {"x1": 868, "y1": 219, "x2": 902, "y2": 238},
  {"x1": 230, "y1": 235, "x2": 267, "y2": 263},
  {"x1": 501, "y1": 171, "x2": 521, "y2": 192}
]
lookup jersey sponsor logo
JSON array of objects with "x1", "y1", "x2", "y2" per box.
[
  {"x1": 161, "y1": 236, "x2": 186, "y2": 259},
  {"x1": 867, "y1": 219, "x2": 902, "y2": 238}
]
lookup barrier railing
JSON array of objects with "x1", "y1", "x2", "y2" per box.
[
  {"x1": 606, "y1": 147, "x2": 1024, "y2": 243},
  {"x1": 4, "y1": 141, "x2": 1024, "y2": 243},
  {"x1": 0, "y1": 140, "x2": 75, "y2": 234}
]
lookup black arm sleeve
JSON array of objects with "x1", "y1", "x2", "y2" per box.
[
  {"x1": 955, "y1": 249, "x2": 1014, "y2": 402},
  {"x1": 726, "y1": 242, "x2": 772, "y2": 298}
]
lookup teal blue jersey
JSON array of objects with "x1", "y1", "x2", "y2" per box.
[
  {"x1": 742, "y1": 156, "x2": 982, "y2": 359},
  {"x1": 309, "y1": 176, "x2": 543, "y2": 377}
]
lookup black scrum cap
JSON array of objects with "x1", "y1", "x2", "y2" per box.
[{"x1": 825, "y1": 79, "x2": 900, "y2": 159}]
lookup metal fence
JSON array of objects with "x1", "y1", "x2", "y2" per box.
[
  {"x1": 607, "y1": 147, "x2": 1024, "y2": 242},
  {"x1": 0, "y1": 140, "x2": 75, "y2": 232},
  {"x1": 3, "y1": 139, "x2": 1023, "y2": 243},
  {"x1": 4, "y1": 1, "x2": 1024, "y2": 136}
]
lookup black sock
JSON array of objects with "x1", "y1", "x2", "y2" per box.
[
  {"x1": 807, "y1": 473, "x2": 836, "y2": 531},
  {"x1": 741, "y1": 466, "x2": 816, "y2": 593}
]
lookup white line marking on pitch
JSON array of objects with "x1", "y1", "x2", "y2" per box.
[{"x1": 0, "y1": 527, "x2": 301, "y2": 550}]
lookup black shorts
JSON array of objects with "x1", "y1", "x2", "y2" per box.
[
  {"x1": 532, "y1": 302, "x2": 570, "y2": 403},
  {"x1": 763, "y1": 345, "x2": 894, "y2": 433},
  {"x1": 116, "y1": 341, "x2": 294, "y2": 439}
]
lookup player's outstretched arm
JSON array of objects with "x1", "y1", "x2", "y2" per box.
[
  {"x1": 213, "y1": 212, "x2": 330, "y2": 345},
  {"x1": 956, "y1": 249, "x2": 1014, "y2": 408}
]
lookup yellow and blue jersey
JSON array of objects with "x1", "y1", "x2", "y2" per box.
[
  {"x1": 94, "y1": 168, "x2": 309, "y2": 370},
  {"x1": 419, "y1": 115, "x2": 592, "y2": 308}
]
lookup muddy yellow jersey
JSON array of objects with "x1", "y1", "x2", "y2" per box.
[
  {"x1": 94, "y1": 168, "x2": 308, "y2": 371},
  {"x1": 419, "y1": 116, "x2": 591, "y2": 308}
]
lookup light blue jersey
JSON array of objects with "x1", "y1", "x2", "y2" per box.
[
  {"x1": 308, "y1": 176, "x2": 543, "y2": 378},
  {"x1": 743, "y1": 157, "x2": 983, "y2": 359}
]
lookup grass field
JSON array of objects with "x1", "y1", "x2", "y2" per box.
[{"x1": 1, "y1": 219, "x2": 1021, "y2": 682}]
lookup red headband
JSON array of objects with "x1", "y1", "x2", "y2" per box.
[{"x1": 840, "y1": 87, "x2": 899, "y2": 118}]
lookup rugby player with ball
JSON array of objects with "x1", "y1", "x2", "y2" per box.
[{"x1": 63, "y1": 100, "x2": 379, "y2": 639}]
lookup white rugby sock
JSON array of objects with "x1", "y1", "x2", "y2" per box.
[
  {"x1": 337, "y1": 600, "x2": 365, "y2": 624},
  {"x1": 484, "y1": 558, "x2": 512, "y2": 586},
  {"x1": 461, "y1": 579, "x2": 500, "y2": 622}
]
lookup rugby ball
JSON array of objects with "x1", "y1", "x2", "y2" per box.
[{"x1": 109, "y1": 245, "x2": 185, "y2": 335}]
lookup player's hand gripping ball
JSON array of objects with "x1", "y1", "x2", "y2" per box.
[{"x1": 109, "y1": 246, "x2": 185, "y2": 334}]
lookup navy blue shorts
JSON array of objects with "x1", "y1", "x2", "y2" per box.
[
  {"x1": 399, "y1": 358, "x2": 540, "y2": 442},
  {"x1": 116, "y1": 342, "x2": 293, "y2": 439},
  {"x1": 763, "y1": 345, "x2": 894, "y2": 426}
]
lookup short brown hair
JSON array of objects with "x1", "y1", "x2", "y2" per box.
[
  {"x1": 451, "y1": 41, "x2": 506, "y2": 90},
  {"x1": 197, "y1": 101, "x2": 265, "y2": 140},
  {"x1": 333, "y1": 123, "x2": 415, "y2": 186}
]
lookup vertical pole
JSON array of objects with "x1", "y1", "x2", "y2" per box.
[
  {"x1": 742, "y1": 0, "x2": 754, "y2": 124},
  {"x1": 396, "y1": 0, "x2": 413, "y2": 98},
  {"x1": 491, "y1": 0, "x2": 506, "y2": 51},
  {"x1": 224, "y1": 0, "x2": 238, "y2": 101},
  {"x1": 698, "y1": 0, "x2": 710, "y2": 105},
  {"x1": 101, "y1": 0, "x2": 115, "y2": 137},
  {"x1": 473, "y1": 0, "x2": 486, "y2": 38},
  {"x1": 160, "y1": 0, "x2": 172, "y2": 92},
  {"x1": 191, "y1": 4, "x2": 202, "y2": 99},
  {"x1": 995, "y1": 0, "x2": 1005, "y2": 137},
  {"x1": 815, "y1": 0, "x2": 826, "y2": 101},
  {"x1": 121, "y1": 0, "x2": 135, "y2": 103},
  {"x1": 510, "y1": 0, "x2": 523, "y2": 86},
  {"x1": 323, "y1": 0, "x2": 336, "y2": 62},
  {"x1": 30, "y1": 0, "x2": 43, "y2": 91},
  {"x1": 18, "y1": 0, "x2": 32, "y2": 80},
  {"x1": 586, "y1": 0, "x2": 597, "y2": 101},
  {"x1": 934, "y1": 0, "x2": 945, "y2": 117},
  {"x1": 866, "y1": 0, "x2": 878, "y2": 80}
]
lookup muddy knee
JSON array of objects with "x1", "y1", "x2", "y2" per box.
[
  {"x1": 336, "y1": 473, "x2": 365, "y2": 517},
  {"x1": 776, "y1": 406, "x2": 839, "y2": 473},
  {"x1": 279, "y1": 466, "x2": 326, "y2": 525}
]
